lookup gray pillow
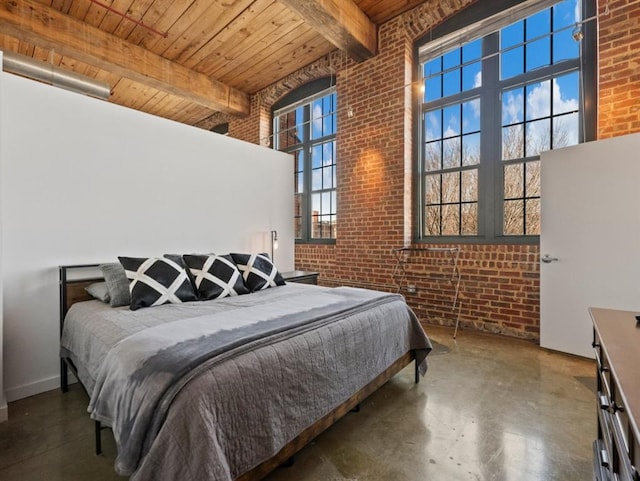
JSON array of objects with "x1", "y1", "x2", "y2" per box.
[
  {"x1": 85, "y1": 282, "x2": 110, "y2": 303},
  {"x1": 100, "y1": 262, "x2": 131, "y2": 307}
]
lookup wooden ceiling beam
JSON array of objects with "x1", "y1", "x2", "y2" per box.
[
  {"x1": 0, "y1": 0, "x2": 250, "y2": 116},
  {"x1": 279, "y1": 0, "x2": 377, "y2": 62}
]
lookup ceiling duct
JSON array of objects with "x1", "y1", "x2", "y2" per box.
[{"x1": 2, "y1": 51, "x2": 111, "y2": 100}]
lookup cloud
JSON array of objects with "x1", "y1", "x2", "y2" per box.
[
  {"x1": 527, "y1": 78, "x2": 579, "y2": 119},
  {"x1": 503, "y1": 90, "x2": 523, "y2": 124},
  {"x1": 525, "y1": 78, "x2": 579, "y2": 149},
  {"x1": 312, "y1": 103, "x2": 323, "y2": 134},
  {"x1": 474, "y1": 71, "x2": 482, "y2": 88}
]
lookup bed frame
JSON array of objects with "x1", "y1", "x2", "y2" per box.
[{"x1": 59, "y1": 264, "x2": 419, "y2": 481}]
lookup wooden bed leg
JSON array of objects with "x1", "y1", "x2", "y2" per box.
[
  {"x1": 61, "y1": 359, "x2": 68, "y2": 393},
  {"x1": 414, "y1": 358, "x2": 420, "y2": 385},
  {"x1": 279, "y1": 455, "x2": 295, "y2": 468},
  {"x1": 95, "y1": 421, "x2": 103, "y2": 455}
]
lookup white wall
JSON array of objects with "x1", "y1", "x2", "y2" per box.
[
  {"x1": 0, "y1": 69, "x2": 293, "y2": 404},
  {"x1": 0, "y1": 52, "x2": 6, "y2": 421}
]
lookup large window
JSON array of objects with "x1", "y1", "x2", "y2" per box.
[
  {"x1": 273, "y1": 79, "x2": 337, "y2": 242},
  {"x1": 417, "y1": 0, "x2": 594, "y2": 242}
]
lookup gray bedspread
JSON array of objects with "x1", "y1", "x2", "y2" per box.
[{"x1": 60, "y1": 283, "x2": 431, "y2": 480}]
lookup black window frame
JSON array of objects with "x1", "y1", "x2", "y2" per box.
[{"x1": 413, "y1": 0, "x2": 597, "y2": 244}]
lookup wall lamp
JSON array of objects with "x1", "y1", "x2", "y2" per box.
[
  {"x1": 2, "y1": 51, "x2": 111, "y2": 101},
  {"x1": 270, "y1": 230, "x2": 278, "y2": 261}
]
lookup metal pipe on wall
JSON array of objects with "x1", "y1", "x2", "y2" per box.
[{"x1": 1, "y1": 51, "x2": 111, "y2": 101}]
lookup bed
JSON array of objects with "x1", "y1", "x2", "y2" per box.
[{"x1": 59, "y1": 262, "x2": 432, "y2": 481}]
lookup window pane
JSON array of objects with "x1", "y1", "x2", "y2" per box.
[
  {"x1": 425, "y1": 205, "x2": 441, "y2": 236},
  {"x1": 424, "y1": 141, "x2": 442, "y2": 171},
  {"x1": 504, "y1": 163, "x2": 524, "y2": 199},
  {"x1": 311, "y1": 99, "x2": 323, "y2": 140},
  {"x1": 504, "y1": 200, "x2": 524, "y2": 235},
  {"x1": 526, "y1": 118, "x2": 551, "y2": 156},
  {"x1": 553, "y1": 112, "x2": 579, "y2": 148},
  {"x1": 443, "y1": 137, "x2": 461, "y2": 169},
  {"x1": 553, "y1": 72, "x2": 579, "y2": 115},
  {"x1": 463, "y1": 39, "x2": 482, "y2": 62},
  {"x1": 502, "y1": 125, "x2": 524, "y2": 160},
  {"x1": 503, "y1": 87, "x2": 524, "y2": 125},
  {"x1": 322, "y1": 141, "x2": 334, "y2": 166},
  {"x1": 526, "y1": 160, "x2": 541, "y2": 197},
  {"x1": 425, "y1": 174, "x2": 441, "y2": 205},
  {"x1": 311, "y1": 144, "x2": 322, "y2": 168},
  {"x1": 443, "y1": 49, "x2": 460, "y2": 69},
  {"x1": 442, "y1": 172, "x2": 460, "y2": 203},
  {"x1": 501, "y1": 46, "x2": 524, "y2": 79},
  {"x1": 462, "y1": 99, "x2": 480, "y2": 133},
  {"x1": 443, "y1": 105, "x2": 460, "y2": 136},
  {"x1": 323, "y1": 166, "x2": 334, "y2": 189},
  {"x1": 425, "y1": 74, "x2": 442, "y2": 101},
  {"x1": 526, "y1": 37, "x2": 551, "y2": 71},
  {"x1": 501, "y1": 20, "x2": 524, "y2": 49},
  {"x1": 526, "y1": 80, "x2": 551, "y2": 120},
  {"x1": 526, "y1": 9, "x2": 550, "y2": 40},
  {"x1": 461, "y1": 203, "x2": 478, "y2": 235},
  {"x1": 312, "y1": 168, "x2": 322, "y2": 190},
  {"x1": 425, "y1": 109, "x2": 442, "y2": 140},
  {"x1": 442, "y1": 204, "x2": 460, "y2": 235},
  {"x1": 424, "y1": 58, "x2": 442, "y2": 76},
  {"x1": 462, "y1": 62, "x2": 481, "y2": 91},
  {"x1": 461, "y1": 169, "x2": 478, "y2": 202},
  {"x1": 462, "y1": 133, "x2": 480, "y2": 166},
  {"x1": 322, "y1": 192, "x2": 331, "y2": 215},
  {"x1": 443, "y1": 69, "x2": 461, "y2": 97},
  {"x1": 525, "y1": 198, "x2": 541, "y2": 235}
]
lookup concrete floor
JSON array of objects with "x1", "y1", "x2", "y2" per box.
[{"x1": 0, "y1": 325, "x2": 596, "y2": 481}]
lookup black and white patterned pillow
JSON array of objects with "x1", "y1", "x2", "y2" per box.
[
  {"x1": 183, "y1": 254, "x2": 249, "y2": 300},
  {"x1": 230, "y1": 253, "x2": 285, "y2": 292},
  {"x1": 118, "y1": 256, "x2": 198, "y2": 311}
]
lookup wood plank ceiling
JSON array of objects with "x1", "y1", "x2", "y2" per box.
[{"x1": 0, "y1": 0, "x2": 425, "y2": 128}]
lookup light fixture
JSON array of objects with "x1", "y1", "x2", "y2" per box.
[
  {"x1": 2, "y1": 51, "x2": 111, "y2": 100},
  {"x1": 270, "y1": 230, "x2": 278, "y2": 261},
  {"x1": 572, "y1": 25, "x2": 584, "y2": 42}
]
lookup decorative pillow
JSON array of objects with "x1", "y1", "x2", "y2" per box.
[
  {"x1": 118, "y1": 256, "x2": 198, "y2": 311},
  {"x1": 230, "y1": 253, "x2": 285, "y2": 292},
  {"x1": 85, "y1": 282, "x2": 110, "y2": 303},
  {"x1": 183, "y1": 254, "x2": 249, "y2": 300},
  {"x1": 100, "y1": 262, "x2": 131, "y2": 307}
]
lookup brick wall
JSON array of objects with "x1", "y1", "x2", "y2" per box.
[
  {"x1": 228, "y1": 0, "x2": 638, "y2": 341},
  {"x1": 598, "y1": 0, "x2": 640, "y2": 139}
]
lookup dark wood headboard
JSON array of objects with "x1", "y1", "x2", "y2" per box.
[{"x1": 59, "y1": 264, "x2": 103, "y2": 336}]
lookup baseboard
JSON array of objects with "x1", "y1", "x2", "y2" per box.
[
  {"x1": 0, "y1": 402, "x2": 7, "y2": 423},
  {"x1": 5, "y1": 374, "x2": 77, "y2": 402}
]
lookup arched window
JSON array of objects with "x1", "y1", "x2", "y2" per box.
[
  {"x1": 273, "y1": 78, "x2": 337, "y2": 242},
  {"x1": 416, "y1": 0, "x2": 595, "y2": 242}
]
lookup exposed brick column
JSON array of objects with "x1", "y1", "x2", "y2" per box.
[{"x1": 598, "y1": 0, "x2": 640, "y2": 138}]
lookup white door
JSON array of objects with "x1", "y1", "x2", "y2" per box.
[{"x1": 540, "y1": 133, "x2": 640, "y2": 358}]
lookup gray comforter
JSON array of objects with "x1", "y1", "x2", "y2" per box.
[{"x1": 61, "y1": 283, "x2": 431, "y2": 480}]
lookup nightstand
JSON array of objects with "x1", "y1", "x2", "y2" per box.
[{"x1": 281, "y1": 270, "x2": 319, "y2": 285}]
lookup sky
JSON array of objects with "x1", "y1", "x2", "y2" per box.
[{"x1": 423, "y1": 0, "x2": 581, "y2": 160}]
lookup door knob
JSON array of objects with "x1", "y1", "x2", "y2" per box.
[{"x1": 541, "y1": 254, "x2": 558, "y2": 263}]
